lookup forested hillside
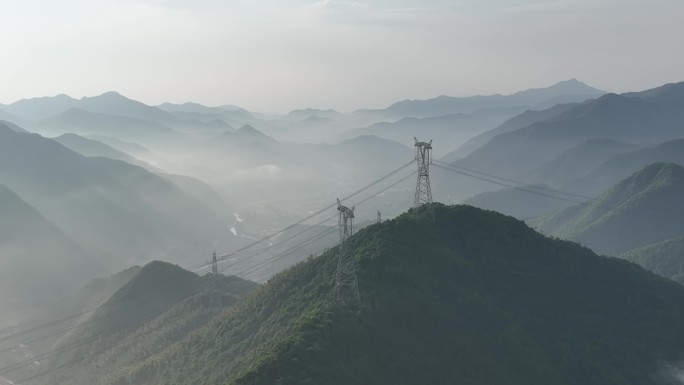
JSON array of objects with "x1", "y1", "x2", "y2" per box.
[
  {"x1": 22, "y1": 262, "x2": 258, "y2": 385},
  {"x1": 85, "y1": 204, "x2": 684, "y2": 385}
]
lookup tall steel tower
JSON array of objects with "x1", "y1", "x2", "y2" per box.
[
  {"x1": 335, "y1": 198, "x2": 360, "y2": 301},
  {"x1": 414, "y1": 137, "x2": 433, "y2": 212},
  {"x1": 212, "y1": 250, "x2": 218, "y2": 275},
  {"x1": 377, "y1": 210, "x2": 381, "y2": 224}
]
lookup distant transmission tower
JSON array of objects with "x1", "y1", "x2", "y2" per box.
[
  {"x1": 212, "y1": 250, "x2": 218, "y2": 275},
  {"x1": 414, "y1": 137, "x2": 433, "y2": 214},
  {"x1": 335, "y1": 198, "x2": 360, "y2": 301},
  {"x1": 377, "y1": 210, "x2": 381, "y2": 224}
]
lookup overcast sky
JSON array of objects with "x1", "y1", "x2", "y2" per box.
[{"x1": 1, "y1": 0, "x2": 682, "y2": 113}]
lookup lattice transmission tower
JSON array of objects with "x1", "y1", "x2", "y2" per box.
[
  {"x1": 414, "y1": 137, "x2": 433, "y2": 213},
  {"x1": 335, "y1": 198, "x2": 360, "y2": 301},
  {"x1": 212, "y1": 250, "x2": 218, "y2": 275}
]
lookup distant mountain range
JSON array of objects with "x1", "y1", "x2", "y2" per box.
[
  {"x1": 436, "y1": 81, "x2": 684, "y2": 201},
  {"x1": 39, "y1": 108, "x2": 179, "y2": 143},
  {"x1": 191, "y1": 125, "x2": 415, "y2": 210},
  {"x1": 361, "y1": 79, "x2": 605, "y2": 119},
  {"x1": 337, "y1": 113, "x2": 512, "y2": 155},
  {"x1": 38, "y1": 204, "x2": 684, "y2": 385},
  {"x1": 0, "y1": 79, "x2": 606, "y2": 152}
]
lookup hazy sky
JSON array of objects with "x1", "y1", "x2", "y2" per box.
[{"x1": 1, "y1": 0, "x2": 683, "y2": 112}]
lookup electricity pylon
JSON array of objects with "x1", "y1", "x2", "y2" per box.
[
  {"x1": 335, "y1": 198, "x2": 360, "y2": 301},
  {"x1": 414, "y1": 137, "x2": 433, "y2": 215},
  {"x1": 212, "y1": 250, "x2": 218, "y2": 275}
]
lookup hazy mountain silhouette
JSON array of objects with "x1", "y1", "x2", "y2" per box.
[
  {"x1": 533, "y1": 163, "x2": 684, "y2": 256},
  {"x1": 338, "y1": 113, "x2": 505, "y2": 155},
  {"x1": 286, "y1": 108, "x2": 343, "y2": 122},
  {"x1": 528, "y1": 138, "x2": 644, "y2": 189},
  {"x1": 0, "y1": 119, "x2": 28, "y2": 133},
  {"x1": 0, "y1": 183, "x2": 103, "y2": 315},
  {"x1": 39, "y1": 108, "x2": 179, "y2": 142},
  {"x1": 443, "y1": 102, "x2": 581, "y2": 162},
  {"x1": 0, "y1": 123, "x2": 240, "y2": 271},
  {"x1": 4, "y1": 94, "x2": 79, "y2": 121},
  {"x1": 4, "y1": 92, "x2": 222, "y2": 136},
  {"x1": 572, "y1": 138, "x2": 684, "y2": 195},
  {"x1": 53, "y1": 133, "x2": 153, "y2": 168},
  {"x1": 87, "y1": 135, "x2": 182, "y2": 172},
  {"x1": 158, "y1": 101, "x2": 256, "y2": 123},
  {"x1": 199, "y1": 125, "x2": 412, "y2": 175},
  {"x1": 0, "y1": 111, "x2": 31, "y2": 130},
  {"x1": 367, "y1": 79, "x2": 604, "y2": 119},
  {"x1": 451, "y1": 81, "x2": 684, "y2": 189},
  {"x1": 88, "y1": 204, "x2": 684, "y2": 385}
]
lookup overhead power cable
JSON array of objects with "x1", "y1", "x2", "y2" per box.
[{"x1": 0, "y1": 159, "x2": 416, "y2": 347}]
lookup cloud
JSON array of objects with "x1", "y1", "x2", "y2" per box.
[{"x1": 657, "y1": 361, "x2": 684, "y2": 384}]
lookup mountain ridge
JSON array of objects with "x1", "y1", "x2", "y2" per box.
[{"x1": 88, "y1": 204, "x2": 684, "y2": 385}]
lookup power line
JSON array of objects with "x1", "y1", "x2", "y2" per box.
[
  {"x1": 434, "y1": 161, "x2": 684, "y2": 217},
  {"x1": 227, "y1": 171, "x2": 417, "y2": 280},
  {"x1": 433, "y1": 162, "x2": 588, "y2": 205},
  {"x1": 0, "y1": 160, "x2": 416, "y2": 346},
  {"x1": 194, "y1": 158, "x2": 416, "y2": 272},
  {"x1": 236, "y1": 227, "x2": 338, "y2": 279},
  {"x1": 9, "y1": 244, "x2": 673, "y2": 384},
  {"x1": 214, "y1": 214, "x2": 339, "y2": 275},
  {"x1": 433, "y1": 160, "x2": 593, "y2": 200},
  {"x1": 0, "y1": 169, "x2": 419, "y2": 381}
]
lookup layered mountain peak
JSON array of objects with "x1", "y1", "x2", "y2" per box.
[
  {"x1": 615, "y1": 162, "x2": 684, "y2": 196},
  {"x1": 234, "y1": 124, "x2": 275, "y2": 141},
  {"x1": 548, "y1": 78, "x2": 604, "y2": 94}
]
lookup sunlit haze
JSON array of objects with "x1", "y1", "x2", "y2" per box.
[{"x1": 1, "y1": 0, "x2": 683, "y2": 112}]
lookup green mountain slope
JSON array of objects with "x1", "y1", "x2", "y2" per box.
[
  {"x1": 533, "y1": 162, "x2": 684, "y2": 256},
  {"x1": 31, "y1": 262, "x2": 258, "y2": 385},
  {"x1": 99, "y1": 204, "x2": 684, "y2": 385},
  {"x1": 621, "y1": 237, "x2": 684, "y2": 284}
]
